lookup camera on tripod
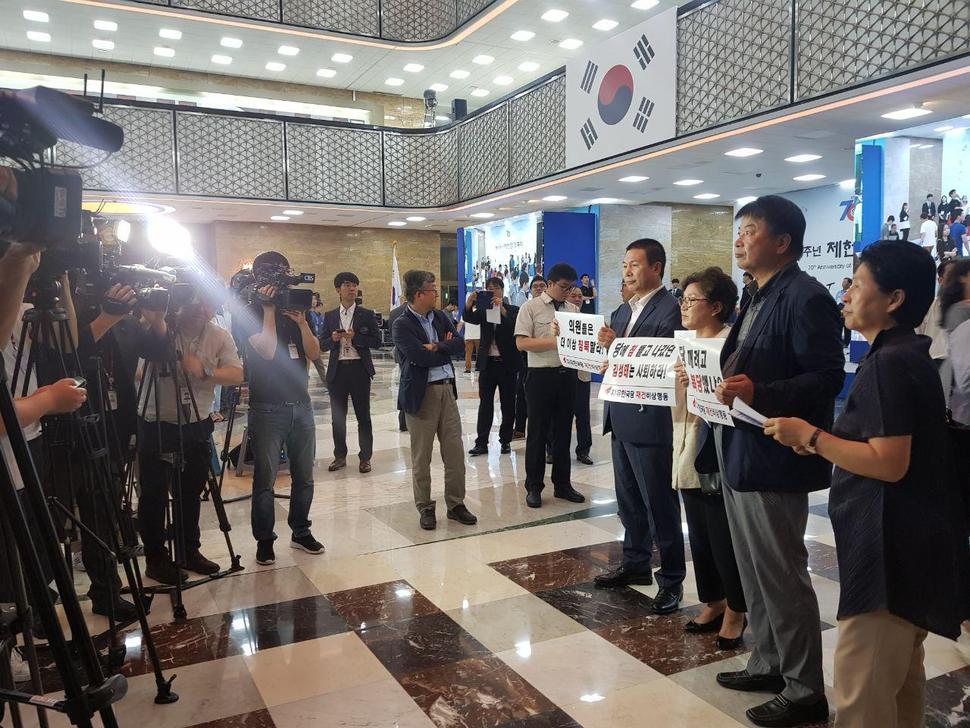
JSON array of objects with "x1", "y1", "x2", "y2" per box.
[{"x1": 230, "y1": 259, "x2": 316, "y2": 311}]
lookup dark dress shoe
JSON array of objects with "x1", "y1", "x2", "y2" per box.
[
  {"x1": 553, "y1": 486, "x2": 585, "y2": 503},
  {"x1": 447, "y1": 504, "x2": 478, "y2": 525},
  {"x1": 652, "y1": 584, "x2": 683, "y2": 614},
  {"x1": 145, "y1": 557, "x2": 186, "y2": 585},
  {"x1": 511, "y1": 431, "x2": 526, "y2": 440},
  {"x1": 328, "y1": 458, "x2": 347, "y2": 472},
  {"x1": 576, "y1": 454, "x2": 594, "y2": 465},
  {"x1": 91, "y1": 596, "x2": 138, "y2": 622},
  {"x1": 419, "y1": 507, "x2": 437, "y2": 530},
  {"x1": 359, "y1": 460, "x2": 372, "y2": 473},
  {"x1": 716, "y1": 669, "x2": 786, "y2": 694},
  {"x1": 594, "y1": 565, "x2": 653, "y2": 588},
  {"x1": 468, "y1": 445, "x2": 489, "y2": 456},
  {"x1": 715, "y1": 617, "x2": 748, "y2": 651},
  {"x1": 500, "y1": 443, "x2": 511, "y2": 454},
  {"x1": 184, "y1": 550, "x2": 220, "y2": 575},
  {"x1": 746, "y1": 695, "x2": 829, "y2": 727},
  {"x1": 526, "y1": 491, "x2": 542, "y2": 508},
  {"x1": 684, "y1": 612, "x2": 724, "y2": 634}
]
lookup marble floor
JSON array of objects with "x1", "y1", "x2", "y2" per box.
[{"x1": 8, "y1": 353, "x2": 970, "y2": 727}]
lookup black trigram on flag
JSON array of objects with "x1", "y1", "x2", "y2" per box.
[
  {"x1": 580, "y1": 61, "x2": 599, "y2": 93},
  {"x1": 581, "y1": 118, "x2": 599, "y2": 150},
  {"x1": 634, "y1": 34, "x2": 655, "y2": 70},
  {"x1": 633, "y1": 98, "x2": 655, "y2": 133}
]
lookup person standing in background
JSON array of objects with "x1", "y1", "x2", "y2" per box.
[
  {"x1": 511, "y1": 273, "x2": 531, "y2": 307},
  {"x1": 881, "y1": 215, "x2": 895, "y2": 240},
  {"x1": 898, "y1": 202, "x2": 911, "y2": 241},
  {"x1": 307, "y1": 293, "x2": 328, "y2": 385},
  {"x1": 546, "y1": 286, "x2": 594, "y2": 465},
  {"x1": 579, "y1": 273, "x2": 597, "y2": 314},
  {"x1": 915, "y1": 261, "x2": 951, "y2": 368},
  {"x1": 462, "y1": 311, "x2": 480, "y2": 374},
  {"x1": 836, "y1": 277, "x2": 852, "y2": 348},
  {"x1": 922, "y1": 193, "x2": 937, "y2": 220},
  {"x1": 919, "y1": 213, "x2": 938, "y2": 256},
  {"x1": 669, "y1": 278, "x2": 684, "y2": 299},
  {"x1": 949, "y1": 211, "x2": 966, "y2": 258}
]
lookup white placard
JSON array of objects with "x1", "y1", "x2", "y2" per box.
[
  {"x1": 555, "y1": 312, "x2": 607, "y2": 373},
  {"x1": 598, "y1": 337, "x2": 677, "y2": 407},
  {"x1": 676, "y1": 335, "x2": 734, "y2": 427}
]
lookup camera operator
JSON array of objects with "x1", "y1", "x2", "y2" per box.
[
  {"x1": 137, "y1": 290, "x2": 243, "y2": 585},
  {"x1": 237, "y1": 251, "x2": 324, "y2": 566}
]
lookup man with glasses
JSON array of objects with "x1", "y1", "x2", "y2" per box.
[
  {"x1": 392, "y1": 270, "x2": 477, "y2": 531},
  {"x1": 514, "y1": 263, "x2": 587, "y2": 508}
]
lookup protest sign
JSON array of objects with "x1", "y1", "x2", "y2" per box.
[
  {"x1": 555, "y1": 311, "x2": 607, "y2": 373},
  {"x1": 676, "y1": 335, "x2": 734, "y2": 427},
  {"x1": 599, "y1": 337, "x2": 677, "y2": 406}
]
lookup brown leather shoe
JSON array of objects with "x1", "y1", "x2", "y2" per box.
[
  {"x1": 328, "y1": 458, "x2": 346, "y2": 472},
  {"x1": 359, "y1": 460, "x2": 372, "y2": 473}
]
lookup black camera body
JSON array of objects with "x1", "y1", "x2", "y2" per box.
[{"x1": 236, "y1": 265, "x2": 316, "y2": 311}]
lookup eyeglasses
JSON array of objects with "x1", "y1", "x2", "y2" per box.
[
  {"x1": 552, "y1": 281, "x2": 572, "y2": 292},
  {"x1": 680, "y1": 296, "x2": 709, "y2": 308},
  {"x1": 419, "y1": 287, "x2": 438, "y2": 295}
]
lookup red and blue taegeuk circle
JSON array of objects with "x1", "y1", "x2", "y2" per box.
[{"x1": 597, "y1": 65, "x2": 634, "y2": 125}]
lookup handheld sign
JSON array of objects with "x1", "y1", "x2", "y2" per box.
[
  {"x1": 555, "y1": 311, "x2": 607, "y2": 373},
  {"x1": 599, "y1": 336, "x2": 677, "y2": 407},
  {"x1": 676, "y1": 334, "x2": 734, "y2": 427}
]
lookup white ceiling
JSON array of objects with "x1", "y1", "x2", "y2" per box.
[
  {"x1": 81, "y1": 56, "x2": 970, "y2": 232},
  {"x1": 1, "y1": 0, "x2": 679, "y2": 114}
]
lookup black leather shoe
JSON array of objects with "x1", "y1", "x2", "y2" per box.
[
  {"x1": 745, "y1": 695, "x2": 829, "y2": 727},
  {"x1": 553, "y1": 486, "x2": 585, "y2": 503},
  {"x1": 526, "y1": 491, "x2": 542, "y2": 508},
  {"x1": 594, "y1": 565, "x2": 653, "y2": 588},
  {"x1": 715, "y1": 617, "x2": 748, "y2": 651},
  {"x1": 576, "y1": 454, "x2": 594, "y2": 465},
  {"x1": 447, "y1": 504, "x2": 478, "y2": 525},
  {"x1": 500, "y1": 443, "x2": 511, "y2": 454},
  {"x1": 468, "y1": 445, "x2": 488, "y2": 456},
  {"x1": 328, "y1": 458, "x2": 347, "y2": 472},
  {"x1": 419, "y1": 506, "x2": 437, "y2": 530},
  {"x1": 716, "y1": 670, "x2": 786, "y2": 694},
  {"x1": 145, "y1": 557, "x2": 186, "y2": 585},
  {"x1": 652, "y1": 584, "x2": 683, "y2": 614},
  {"x1": 184, "y1": 550, "x2": 220, "y2": 575},
  {"x1": 91, "y1": 596, "x2": 138, "y2": 622},
  {"x1": 684, "y1": 612, "x2": 724, "y2": 634}
]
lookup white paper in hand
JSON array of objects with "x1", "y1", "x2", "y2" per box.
[
  {"x1": 485, "y1": 305, "x2": 501, "y2": 325},
  {"x1": 730, "y1": 398, "x2": 767, "y2": 427}
]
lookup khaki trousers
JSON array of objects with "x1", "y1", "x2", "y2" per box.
[
  {"x1": 406, "y1": 383, "x2": 466, "y2": 513},
  {"x1": 834, "y1": 610, "x2": 928, "y2": 728}
]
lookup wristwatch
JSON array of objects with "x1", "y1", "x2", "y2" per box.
[{"x1": 805, "y1": 428, "x2": 823, "y2": 454}]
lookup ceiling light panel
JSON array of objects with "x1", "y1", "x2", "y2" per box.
[
  {"x1": 518, "y1": 61, "x2": 540, "y2": 72},
  {"x1": 542, "y1": 9, "x2": 569, "y2": 22},
  {"x1": 385, "y1": 77, "x2": 404, "y2": 86},
  {"x1": 471, "y1": 88, "x2": 490, "y2": 97},
  {"x1": 558, "y1": 38, "x2": 583, "y2": 50},
  {"x1": 403, "y1": 63, "x2": 424, "y2": 72},
  {"x1": 450, "y1": 69, "x2": 470, "y2": 79},
  {"x1": 631, "y1": 0, "x2": 660, "y2": 8},
  {"x1": 693, "y1": 193, "x2": 720, "y2": 199},
  {"x1": 93, "y1": 19, "x2": 117, "y2": 31},
  {"x1": 785, "y1": 153, "x2": 821, "y2": 163},
  {"x1": 23, "y1": 10, "x2": 49, "y2": 22},
  {"x1": 543, "y1": 195, "x2": 567, "y2": 201},
  {"x1": 881, "y1": 107, "x2": 932, "y2": 120},
  {"x1": 593, "y1": 19, "x2": 618, "y2": 31},
  {"x1": 429, "y1": 82, "x2": 448, "y2": 92},
  {"x1": 278, "y1": 45, "x2": 299, "y2": 55},
  {"x1": 793, "y1": 173, "x2": 826, "y2": 181},
  {"x1": 511, "y1": 30, "x2": 536, "y2": 41},
  {"x1": 210, "y1": 53, "x2": 231, "y2": 64},
  {"x1": 220, "y1": 36, "x2": 242, "y2": 48},
  {"x1": 674, "y1": 178, "x2": 703, "y2": 186},
  {"x1": 725, "y1": 147, "x2": 763, "y2": 157},
  {"x1": 494, "y1": 75, "x2": 513, "y2": 85},
  {"x1": 92, "y1": 39, "x2": 114, "y2": 50},
  {"x1": 331, "y1": 53, "x2": 353, "y2": 63},
  {"x1": 619, "y1": 175, "x2": 648, "y2": 182},
  {"x1": 266, "y1": 62, "x2": 286, "y2": 72},
  {"x1": 316, "y1": 68, "x2": 336, "y2": 78},
  {"x1": 158, "y1": 28, "x2": 181, "y2": 40},
  {"x1": 472, "y1": 54, "x2": 494, "y2": 65},
  {"x1": 26, "y1": 30, "x2": 51, "y2": 42}
]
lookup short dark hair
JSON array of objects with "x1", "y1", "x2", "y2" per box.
[
  {"x1": 742, "y1": 271, "x2": 753, "y2": 280},
  {"x1": 546, "y1": 262, "x2": 578, "y2": 284},
  {"x1": 886, "y1": 215, "x2": 895, "y2": 222},
  {"x1": 519, "y1": 272, "x2": 530, "y2": 285},
  {"x1": 937, "y1": 260, "x2": 951, "y2": 279},
  {"x1": 530, "y1": 275, "x2": 545, "y2": 287},
  {"x1": 671, "y1": 278, "x2": 680, "y2": 284},
  {"x1": 626, "y1": 238, "x2": 667, "y2": 276},
  {"x1": 581, "y1": 273, "x2": 590, "y2": 279},
  {"x1": 736, "y1": 195, "x2": 806, "y2": 259},
  {"x1": 949, "y1": 189, "x2": 957, "y2": 196},
  {"x1": 403, "y1": 270, "x2": 435, "y2": 302},
  {"x1": 859, "y1": 241, "x2": 935, "y2": 328},
  {"x1": 334, "y1": 271, "x2": 360, "y2": 288},
  {"x1": 927, "y1": 193, "x2": 934, "y2": 198},
  {"x1": 486, "y1": 276, "x2": 505, "y2": 290},
  {"x1": 682, "y1": 267, "x2": 738, "y2": 324}
]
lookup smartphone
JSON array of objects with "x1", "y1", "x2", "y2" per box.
[
  {"x1": 72, "y1": 377, "x2": 86, "y2": 389},
  {"x1": 476, "y1": 290, "x2": 492, "y2": 309}
]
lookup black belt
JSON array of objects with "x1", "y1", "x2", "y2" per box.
[{"x1": 428, "y1": 378, "x2": 455, "y2": 386}]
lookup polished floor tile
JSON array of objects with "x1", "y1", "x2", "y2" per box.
[
  {"x1": 445, "y1": 593, "x2": 586, "y2": 654},
  {"x1": 187, "y1": 709, "x2": 277, "y2": 728},
  {"x1": 268, "y1": 678, "x2": 436, "y2": 728},
  {"x1": 328, "y1": 580, "x2": 439, "y2": 627}
]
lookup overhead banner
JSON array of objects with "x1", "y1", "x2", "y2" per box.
[
  {"x1": 676, "y1": 333, "x2": 734, "y2": 427},
  {"x1": 556, "y1": 311, "x2": 607, "y2": 373},
  {"x1": 565, "y1": 8, "x2": 677, "y2": 168},
  {"x1": 599, "y1": 337, "x2": 677, "y2": 407}
]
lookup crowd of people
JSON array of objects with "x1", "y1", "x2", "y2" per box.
[{"x1": 883, "y1": 188, "x2": 968, "y2": 259}]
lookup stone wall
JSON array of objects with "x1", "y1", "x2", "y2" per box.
[{"x1": 669, "y1": 204, "x2": 735, "y2": 279}]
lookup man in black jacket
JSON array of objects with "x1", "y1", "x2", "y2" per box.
[
  {"x1": 319, "y1": 272, "x2": 381, "y2": 474},
  {"x1": 464, "y1": 277, "x2": 520, "y2": 456},
  {"x1": 388, "y1": 302, "x2": 408, "y2": 432},
  {"x1": 712, "y1": 195, "x2": 844, "y2": 727}
]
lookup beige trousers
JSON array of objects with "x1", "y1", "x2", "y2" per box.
[
  {"x1": 406, "y1": 383, "x2": 466, "y2": 513},
  {"x1": 834, "y1": 610, "x2": 928, "y2": 728}
]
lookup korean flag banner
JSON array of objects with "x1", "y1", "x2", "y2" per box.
[{"x1": 565, "y1": 7, "x2": 677, "y2": 168}]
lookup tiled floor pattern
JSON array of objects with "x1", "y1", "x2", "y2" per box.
[{"x1": 8, "y1": 356, "x2": 970, "y2": 727}]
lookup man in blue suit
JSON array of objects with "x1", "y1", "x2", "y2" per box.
[
  {"x1": 594, "y1": 239, "x2": 686, "y2": 615},
  {"x1": 712, "y1": 195, "x2": 844, "y2": 727},
  {"x1": 392, "y1": 269, "x2": 477, "y2": 532}
]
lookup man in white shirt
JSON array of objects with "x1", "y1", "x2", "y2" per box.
[{"x1": 919, "y1": 213, "x2": 937, "y2": 253}]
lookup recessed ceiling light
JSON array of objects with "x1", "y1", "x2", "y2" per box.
[
  {"x1": 210, "y1": 53, "x2": 231, "y2": 64},
  {"x1": 558, "y1": 38, "x2": 583, "y2": 50},
  {"x1": 793, "y1": 173, "x2": 826, "y2": 181},
  {"x1": 693, "y1": 193, "x2": 720, "y2": 200},
  {"x1": 388, "y1": 221, "x2": 407, "y2": 226},
  {"x1": 674, "y1": 179, "x2": 703, "y2": 186},
  {"x1": 159, "y1": 28, "x2": 181, "y2": 40},
  {"x1": 316, "y1": 68, "x2": 336, "y2": 78},
  {"x1": 494, "y1": 75, "x2": 513, "y2": 85},
  {"x1": 472, "y1": 54, "x2": 494, "y2": 65},
  {"x1": 736, "y1": 196, "x2": 758, "y2": 205},
  {"x1": 881, "y1": 107, "x2": 932, "y2": 121},
  {"x1": 725, "y1": 147, "x2": 763, "y2": 158},
  {"x1": 331, "y1": 53, "x2": 353, "y2": 63},
  {"x1": 541, "y1": 9, "x2": 569, "y2": 22},
  {"x1": 839, "y1": 179, "x2": 855, "y2": 189},
  {"x1": 934, "y1": 125, "x2": 954, "y2": 132},
  {"x1": 26, "y1": 30, "x2": 51, "y2": 42},
  {"x1": 154, "y1": 46, "x2": 176, "y2": 57},
  {"x1": 471, "y1": 88, "x2": 490, "y2": 97},
  {"x1": 92, "y1": 39, "x2": 114, "y2": 50},
  {"x1": 631, "y1": 0, "x2": 660, "y2": 8},
  {"x1": 23, "y1": 10, "x2": 49, "y2": 22},
  {"x1": 266, "y1": 61, "x2": 286, "y2": 72},
  {"x1": 593, "y1": 19, "x2": 618, "y2": 31},
  {"x1": 590, "y1": 197, "x2": 622, "y2": 204},
  {"x1": 619, "y1": 175, "x2": 648, "y2": 182},
  {"x1": 434, "y1": 115, "x2": 450, "y2": 122},
  {"x1": 93, "y1": 19, "x2": 117, "y2": 31},
  {"x1": 385, "y1": 77, "x2": 405, "y2": 87},
  {"x1": 450, "y1": 69, "x2": 470, "y2": 79},
  {"x1": 429, "y1": 82, "x2": 448, "y2": 92},
  {"x1": 784, "y1": 153, "x2": 822, "y2": 163},
  {"x1": 278, "y1": 45, "x2": 299, "y2": 56},
  {"x1": 511, "y1": 30, "x2": 536, "y2": 41},
  {"x1": 543, "y1": 195, "x2": 567, "y2": 201},
  {"x1": 403, "y1": 63, "x2": 424, "y2": 72},
  {"x1": 406, "y1": 216, "x2": 426, "y2": 222},
  {"x1": 518, "y1": 61, "x2": 540, "y2": 72},
  {"x1": 282, "y1": 210, "x2": 303, "y2": 216},
  {"x1": 470, "y1": 212, "x2": 494, "y2": 218},
  {"x1": 270, "y1": 215, "x2": 290, "y2": 221},
  {"x1": 220, "y1": 36, "x2": 242, "y2": 48}
]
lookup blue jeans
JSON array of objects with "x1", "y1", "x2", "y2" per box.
[{"x1": 248, "y1": 402, "x2": 315, "y2": 542}]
